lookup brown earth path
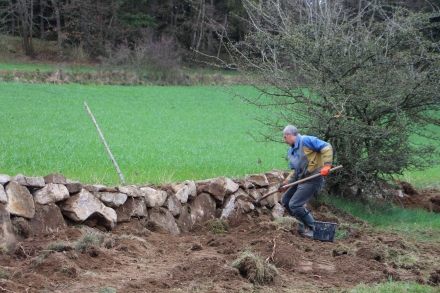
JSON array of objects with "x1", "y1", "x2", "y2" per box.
[{"x1": 1, "y1": 185, "x2": 440, "y2": 293}]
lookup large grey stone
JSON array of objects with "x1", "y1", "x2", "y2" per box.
[
  {"x1": 28, "y1": 203, "x2": 67, "y2": 235},
  {"x1": 58, "y1": 189, "x2": 117, "y2": 230},
  {"x1": 5, "y1": 181, "x2": 35, "y2": 219},
  {"x1": 221, "y1": 188, "x2": 256, "y2": 220},
  {"x1": 189, "y1": 192, "x2": 216, "y2": 224},
  {"x1": 202, "y1": 177, "x2": 239, "y2": 204},
  {"x1": 65, "y1": 179, "x2": 83, "y2": 194},
  {"x1": 247, "y1": 188, "x2": 263, "y2": 201},
  {"x1": 176, "y1": 204, "x2": 194, "y2": 233},
  {"x1": 271, "y1": 203, "x2": 285, "y2": 219},
  {"x1": 115, "y1": 197, "x2": 148, "y2": 223},
  {"x1": 0, "y1": 204, "x2": 20, "y2": 249},
  {"x1": 140, "y1": 187, "x2": 168, "y2": 207},
  {"x1": 171, "y1": 183, "x2": 189, "y2": 203},
  {"x1": 260, "y1": 185, "x2": 282, "y2": 208},
  {"x1": 95, "y1": 192, "x2": 128, "y2": 208},
  {"x1": 0, "y1": 184, "x2": 6, "y2": 204},
  {"x1": 244, "y1": 174, "x2": 269, "y2": 187},
  {"x1": 83, "y1": 184, "x2": 108, "y2": 193},
  {"x1": 148, "y1": 207, "x2": 180, "y2": 235},
  {"x1": 0, "y1": 174, "x2": 11, "y2": 185},
  {"x1": 220, "y1": 194, "x2": 237, "y2": 219},
  {"x1": 164, "y1": 194, "x2": 182, "y2": 217},
  {"x1": 236, "y1": 199, "x2": 254, "y2": 213},
  {"x1": 43, "y1": 173, "x2": 67, "y2": 184},
  {"x1": 237, "y1": 179, "x2": 254, "y2": 190},
  {"x1": 12, "y1": 174, "x2": 45, "y2": 188},
  {"x1": 117, "y1": 185, "x2": 143, "y2": 198},
  {"x1": 32, "y1": 183, "x2": 70, "y2": 205},
  {"x1": 264, "y1": 170, "x2": 286, "y2": 184},
  {"x1": 184, "y1": 180, "x2": 197, "y2": 198}
]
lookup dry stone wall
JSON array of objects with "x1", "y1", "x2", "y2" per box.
[{"x1": 0, "y1": 171, "x2": 288, "y2": 248}]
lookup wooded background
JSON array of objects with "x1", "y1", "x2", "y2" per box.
[{"x1": 1, "y1": 0, "x2": 438, "y2": 64}]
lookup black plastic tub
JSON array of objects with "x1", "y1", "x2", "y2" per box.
[{"x1": 313, "y1": 221, "x2": 337, "y2": 242}]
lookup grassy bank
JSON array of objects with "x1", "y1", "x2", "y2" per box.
[{"x1": 328, "y1": 196, "x2": 440, "y2": 242}]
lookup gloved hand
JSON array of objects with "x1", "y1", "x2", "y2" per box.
[
  {"x1": 278, "y1": 181, "x2": 289, "y2": 192},
  {"x1": 320, "y1": 165, "x2": 331, "y2": 176}
]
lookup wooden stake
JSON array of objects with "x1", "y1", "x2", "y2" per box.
[{"x1": 84, "y1": 102, "x2": 126, "y2": 185}]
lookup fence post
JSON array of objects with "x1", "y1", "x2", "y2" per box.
[{"x1": 84, "y1": 102, "x2": 126, "y2": 185}]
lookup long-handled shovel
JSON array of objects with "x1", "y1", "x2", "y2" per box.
[{"x1": 253, "y1": 165, "x2": 343, "y2": 205}]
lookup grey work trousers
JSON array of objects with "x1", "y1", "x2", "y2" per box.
[{"x1": 281, "y1": 175, "x2": 324, "y2": 219}]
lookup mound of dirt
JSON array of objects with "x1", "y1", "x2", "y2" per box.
[
  {"x1": 1, "y1": 185, "x2": 439, "y2": 292},
  {"x1": 394, "y1": 183, "x2": 440, "y2": 213}
]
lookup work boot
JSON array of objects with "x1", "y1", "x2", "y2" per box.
[
  {"x1": 296, "y1": 221, "x2": 305, "y2": 234},
  {"x1": 299, "y1": 213, "x2": 315, "y2": 239},
  {"x1": 300, "y1": 230, "x2": 314, "y2": 238}
]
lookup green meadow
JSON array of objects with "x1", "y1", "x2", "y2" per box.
[
  {"x1": 0, "y1": 62, "x2": 58, "y2": 71},
  {"x1": 0, "y1": 82, "x2": 438, "y2": 187},
  {"x1": 0, "y1": 83, "x2": 287, "y2": 185}
]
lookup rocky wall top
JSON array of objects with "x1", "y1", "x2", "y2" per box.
[{"x1": 0, "y1": 171, "x2": 288, "y2": 248}]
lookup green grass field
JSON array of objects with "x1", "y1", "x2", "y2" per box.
[
  {"x1": 0, "y1": 83, "x2": 287, "y2": 185},
  {"x1": 1, "y1": 82, "x2": 439, "y2": 187},
  {"x1": 0, "y1": 62, "x2": 58, "y2": 71}
]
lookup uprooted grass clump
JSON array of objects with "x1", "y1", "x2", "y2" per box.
[
  {"x1": 231, "y1": 249, "x2": 278, "y2": 285},
  {"x1": 379, "y1": 245, "x2": 419, "y2": 269},
  {"x1": 30, "y1": 242, "x2": 74, "y2": 268},
  {"x1": 74, "y1": 231, "x2": 105, "y2": 253},
  {"x1": 30, "y1": 251, "x2": 52, "y2": 268},
  {"x1": 206, "y1": 219, "x2": 229, "y2": 234},
  {"x1": 46, "y1": 242, "x2": 74, "y2": 252},
  {"x1": 272, "y1": 217, "x2": 297, "y2": 230},
  {"x1": 332, "y1": 243, "x2": 358, "y2": 257},
  {"x1": 0, "y1": 243, "x2": 8, "y2": 255},
  {"x1": 0, "y1": 268, "x2": 9, "y2": 279}
]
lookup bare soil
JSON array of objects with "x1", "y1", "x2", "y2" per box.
[{"x1": 1, "y1": 185, "x2": 440, "y2": 293}]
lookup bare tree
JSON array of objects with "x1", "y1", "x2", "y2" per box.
[
  {"x1": 49, "y1": 0, "x2": 61, "y2": 55},
  {"x1": 20, "y1": 0, "x2": 34, "y2": 57},
  {"x1": 224, "y1": 0, "x2": 440, "y2": 198}
]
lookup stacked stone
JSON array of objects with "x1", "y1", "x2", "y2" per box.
[{"x1": 0, "y1": 170, "x2": 287, "y2": 248}]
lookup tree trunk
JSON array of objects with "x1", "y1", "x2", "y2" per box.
[
  {"x1": 80, "y1": 1, "x2": 89, "y2": 50},
  {"x1": 40, "y1": 0, "x2": 44, "y2": 40},
  {"x1": 50, "y1": 0, "x2": 62, "y2": 56},
  {"x1": 196, "y1": 0, "x2": 205, "y2": 51},
  {"x1": 207, "y1": 0, "x2": 214, "y2": 53},
  {"x1": 216, "y1": 15, "x2": 228, "y2": 59},
  {"x1": 17, "y1": 0, "x2": 35, "y2": 57},
  {"x1": 30, "y1": 0, "x2": 33, "y2": 48}
]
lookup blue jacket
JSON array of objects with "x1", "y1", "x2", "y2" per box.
[{"x1": 285, "y1": 134, "x2": 333, "y2": 183}]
